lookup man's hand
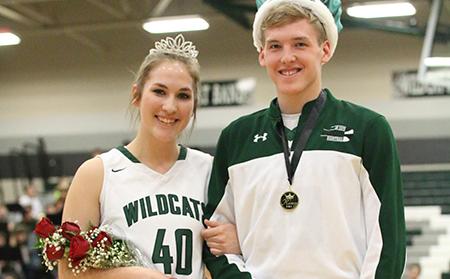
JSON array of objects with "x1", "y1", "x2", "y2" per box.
[{"x1": 201, "y1": 219, "x2": 241, "y2": 256}]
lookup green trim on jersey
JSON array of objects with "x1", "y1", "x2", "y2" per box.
[
  {"x1": 204, "y1": 89, "x2": 405, "y2": 279},
  {"x1": 116, "y1": 145, "x2": 188, "y2": 163},
  {"x1": 116, "y1": 146, "x2": 140, "y2": 163},
  {"x1": 178, "y1": 145, "x2": 187, "y2": 160}
]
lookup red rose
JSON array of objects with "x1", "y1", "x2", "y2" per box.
[
  {"x1": 92, "y1": 231, "x2": 112, "y2": 248},
  {"x1": 69, "y1": 235, "x2": 90, "y2": 266},
  {"x1": 61, "y1": 221, "x2": 81, "y2": 240},
  {"x1": 45, "y1": 244, "x2": 64, "y2": 261},
  {"x1": 34, "y1": 217, "x2": 56, "y2": 238}
]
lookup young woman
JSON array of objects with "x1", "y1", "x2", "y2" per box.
[{"x1": 60, "y1": 34, "x2": 238, "y2": 279}]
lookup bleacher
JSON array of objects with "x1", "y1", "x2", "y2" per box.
[
  {"x1": 404, "y1": 171, "x2": 450, "y2": 214},
  {"x1": 403, "y1": 169, "x2": 450, "y2": 279}
]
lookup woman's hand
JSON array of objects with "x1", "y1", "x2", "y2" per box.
[{"x1": 201, "y1": 219, "x2": 241, "y2": 256}]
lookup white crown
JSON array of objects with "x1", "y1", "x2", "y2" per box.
[{"x1": 149, "y1": 34, "x2": 199, "y2": 59}]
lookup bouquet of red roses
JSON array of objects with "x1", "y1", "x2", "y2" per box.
[{"x1": 34, "y1": 217, "x2": 136, "y2": 275}]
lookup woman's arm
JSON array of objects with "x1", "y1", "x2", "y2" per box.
[
  {"x1": 58, "y1": 158, "x2": 168, "y2": 279},
  {"x1": 60, "y1": 158, "x2": 102, "y2": 230}
]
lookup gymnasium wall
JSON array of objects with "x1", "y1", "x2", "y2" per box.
[{"x1": 1, "y1": 20, "x2": 450, "y2": 158}]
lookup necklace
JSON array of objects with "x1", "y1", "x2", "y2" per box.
[{"x1": 277, "y1": 91, "x2": 327, "y2": 210}]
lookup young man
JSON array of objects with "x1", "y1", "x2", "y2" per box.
[{"x1": 203, "y1": 0, "x2": 406, "y2": 278}]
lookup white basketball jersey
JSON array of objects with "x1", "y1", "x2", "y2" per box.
[{"x1": 99, "y1": 146, "x2": 212, "y2": 278}]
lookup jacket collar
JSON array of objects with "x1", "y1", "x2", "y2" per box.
[{"x1": 267, "y1": 88, "x2": 331, "y2": 124}]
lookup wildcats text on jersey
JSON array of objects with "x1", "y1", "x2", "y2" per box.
[{"x1": 123, "y1": 193, "x2": 205, "y2": 227}]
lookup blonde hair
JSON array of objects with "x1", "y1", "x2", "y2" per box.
[{"x1": 261, "y1": 4, "x2": 327, "y2": 45}]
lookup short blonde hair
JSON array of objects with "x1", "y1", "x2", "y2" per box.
[{"x1": 261, "y1": 4, "x2": 326, "y2": 45}]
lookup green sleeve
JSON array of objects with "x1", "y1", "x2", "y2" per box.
[
  {"x1": 362, "y1": 116, "x2": 406, "y2": 278},
  {"x1": 203, "y1": 129, "x2": 252, "y2": 279}
]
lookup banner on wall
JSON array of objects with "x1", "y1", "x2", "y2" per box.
[
  {"x1": 392, "y1": 70, "x2": 449, "y2": 97},
  {"x1": 199, "y1": 78, "x2": 255, "y2": 107}
]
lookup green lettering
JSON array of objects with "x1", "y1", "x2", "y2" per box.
[
  {"x1": 146, "y1": 196, "x2": 157, "y2": 217},
  {"x1": 152, "y1": 229, "x2": 173, "y2": 274},
  {"x1": 181, "y1": 197, "x2": 194, "y2": 218},
  {"x1": 139, "y1": 198, "x2": 147, "y2": 219},
  {"x1": 168, "y1": 194, "x2": 181, "y2": 215},
  {"x1": 189, "y1": 198, "x2": 201, "y2": 221},
  {"x1": 175, "y1": 229, "x2": 193, "y2": 275},
  {"x1": 156, "y1": 194, "x2": 169, "y2": 215},
  {"x1": 201, "y1": 202, "x2": 206, "y2": 221},
  {"x1": 123, "y1": 201, "x2": 139, "y2": 227}
]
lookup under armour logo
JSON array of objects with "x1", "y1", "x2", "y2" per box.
[{"x1": 253, "y1": 133, "x2": 268, "y2": 143}]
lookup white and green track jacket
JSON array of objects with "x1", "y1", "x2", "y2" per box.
[{"x1": 204, "y1": 89, "x2": 406, "y2": 279}]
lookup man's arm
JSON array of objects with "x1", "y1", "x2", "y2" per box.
[
  {"x1": 361, "y1": 116, "x2": 406, "y2": 278},
  {"x1": 203, "y1": 129, "x2": 252, "y2": 279}
]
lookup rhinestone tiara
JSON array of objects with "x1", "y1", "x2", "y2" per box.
[{"x1": 149, "y1": 34, "x2": 199, "y2": 60}]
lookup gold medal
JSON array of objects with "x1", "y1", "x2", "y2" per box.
[
  {"x1": 280, "y1": 191, "x2": 299, "y2": 210},
  {"x1": 277, "y1": 92, "x2": 326, "y2": 211}
]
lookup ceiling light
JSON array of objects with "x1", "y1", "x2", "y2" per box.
[
  {"x1": 0, "y1": 31, "x2": 21, "y2": 46},
  {"x1": 347, "y1": 2, "x2": 416, "y2": 19},
  {"x1": 143, "y1": 15, "x2": 209, "y2": 34},
  {"x1": 424, "y1": 57, "x2": 450, "y2": 67}
]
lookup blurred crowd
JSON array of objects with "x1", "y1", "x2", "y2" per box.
[{"x1": 0, "y1": 178, "x2": 69, "y2": 279}]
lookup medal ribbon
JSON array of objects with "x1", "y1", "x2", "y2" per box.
[{"x1": 277, "y1": 91, "x2": 327, "y2": 186}]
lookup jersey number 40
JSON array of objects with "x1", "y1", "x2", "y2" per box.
[{"x1": 152, "y1": 228, "x2": 193, "y2": 275}]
